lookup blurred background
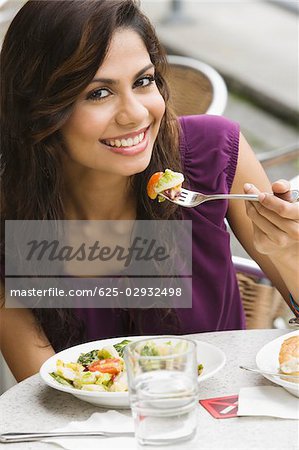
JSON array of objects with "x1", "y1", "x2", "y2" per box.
[
  {"x1": 141, "y1": 0, "x2": 298, "y2": 174},
  {"x1": 0, "y1": 0, "x2": 298, "y2": 392}
]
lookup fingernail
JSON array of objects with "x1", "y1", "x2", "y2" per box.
[
  {"x1": 244, "y1": 183, "x2": 252, "y2": 191},
  {"x1": 258, "y1": 193, "x2": 266, "y2": 202}
]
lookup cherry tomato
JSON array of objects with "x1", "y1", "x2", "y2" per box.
[
  {"x1": 88, "y1": 358, "x2": 122, "y2": 375},
  {"x1": 147, "y1": 172, "x2": 163, "y2": 199}
]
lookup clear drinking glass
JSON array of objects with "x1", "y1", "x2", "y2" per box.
[{"x1": 124, "y1": 337, "x2": 199, "y2": 446}]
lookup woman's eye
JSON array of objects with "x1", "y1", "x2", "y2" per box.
[
  {"x1": 87, "y1": 88, "x2": 111, "y2": 101},
  {"x1": 134, "y1": 75, "x2": 156, "y2": 88}
]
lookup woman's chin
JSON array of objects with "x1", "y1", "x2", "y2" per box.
[{"x1": 117, "y1": 153, "x2": 152, "y2": 177}]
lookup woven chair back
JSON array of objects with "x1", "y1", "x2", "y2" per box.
[
  {"x1": 166, "y1": 64, "x2": 213, "y2": 116},
  {"x1": 236, "y1": 273, "x2": 289, "y2": 329}
]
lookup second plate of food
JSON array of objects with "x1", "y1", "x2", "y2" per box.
[{"x1": 256, "y1": 330, "x2": 299, "y2": 398}]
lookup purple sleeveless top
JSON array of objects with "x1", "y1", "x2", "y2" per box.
[
  {"x1": 75, "y1": 115, "x2": 245, "y2": 340},
  {"x1": 75, "y1": 115, "x2": 246, "y2": 340}
]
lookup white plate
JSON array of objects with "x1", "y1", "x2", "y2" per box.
[
  {"x1": 40, "y1": 335, "x2": 226, "y2": 408},
  {"x1": 256, "y1": 330, "x2": 299, "y2": 398}
]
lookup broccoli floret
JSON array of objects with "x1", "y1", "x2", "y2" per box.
[
  {"x1": 77, "y1": 349, "x2": 99, "y2": 366},
  {"x1": 198, "y1": 364, "x2": 204, "y2": 376},
  {"x1": 140, "y1": 342, "x2": 159, "y2": 357},
  {"x1": 113, "y1": 340, "x2": 132, "y2": 357}
]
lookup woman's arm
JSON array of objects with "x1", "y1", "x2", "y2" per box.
[
  {"x1": 0, "y1": 288, "x2": 55, "y2": 381},
  {"x1": 227, "y1": 133, "x2": 299, "y2": 307}
]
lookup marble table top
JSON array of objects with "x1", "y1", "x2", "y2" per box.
[{"x1": 0, "y1": 329, "x2": 297, "y2": 449}]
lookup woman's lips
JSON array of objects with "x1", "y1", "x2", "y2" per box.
[
  {"x1": 103, "y1": 126, "x2": 149, "y2": 142},
  {"x1": 100, "y1": 126, "x2": 150, "y2": 156}
]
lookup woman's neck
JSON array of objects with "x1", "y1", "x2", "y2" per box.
[{"x1": 63, "y1": 168, "x2": 137, "y2": 221}]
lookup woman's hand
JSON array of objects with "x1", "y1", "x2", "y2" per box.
[
  {"x1": 229, "y1": 133, "x2": 298, "y2": 302},
  {"x1": 244, "y1": 179, "x2": 299, "y2": 257}
]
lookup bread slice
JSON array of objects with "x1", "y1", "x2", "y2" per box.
[{"x1": 279, "y1": 335, "x2": 299, "y2": 382}]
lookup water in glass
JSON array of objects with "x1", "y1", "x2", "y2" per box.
[{"x1": 125, "y1": 337, "x2": 199, "y2": 446}]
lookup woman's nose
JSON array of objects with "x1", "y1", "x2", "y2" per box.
[{"x1": 115, "y1": 93, "x2": 148, "y2": 126}]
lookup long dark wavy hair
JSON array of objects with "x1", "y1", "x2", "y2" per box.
[{"x1": 1, "y1": 0, "x2": 182, "y2": 350}]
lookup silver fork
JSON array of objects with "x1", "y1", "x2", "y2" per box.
[{"x1": 159, "y1": 187, "x2": 299, "y2": 208}]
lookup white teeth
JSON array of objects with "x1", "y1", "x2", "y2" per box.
[
  {"x1": 104, "y1": 131, "x2": 145, "y2": 148},
  {"x1": 127, "y1": 138, "x2": 134, "y2": 146}
]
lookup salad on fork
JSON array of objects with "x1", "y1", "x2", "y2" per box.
[
  {"x1": 147, "y1": 169, "x2": 299, "y2": 207},
  {"x1": 147, "y1": 169, "x2": 184, "y2": 202}
]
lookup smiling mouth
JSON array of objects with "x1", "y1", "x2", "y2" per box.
[{"x1": 100, "y1": 127, "x2": 149, "y2": 148}]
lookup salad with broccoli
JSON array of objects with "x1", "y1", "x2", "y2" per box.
[
  {"x1": 50, "y1": 339, "x2": 203, "y2": 393},
  {"x1": 50, "y1": 339, "x2": 131, "y2": 393}
]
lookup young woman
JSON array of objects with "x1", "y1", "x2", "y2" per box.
[{"x1": 1, "y1": 0, "x2": 298, "y2": 382}]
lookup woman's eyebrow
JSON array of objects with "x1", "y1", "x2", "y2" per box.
[{"x1": 90, "y1": 63, "x2": 155, "y2": 85}]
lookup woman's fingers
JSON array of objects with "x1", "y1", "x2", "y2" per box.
[
  {"x1": 246, "y1": 197, "x2": 299, "y2": 240},
  {"x1": 243, "y1": 182, "x2": 299, "y2": 253},
  {"x1": 258, "y1": 192, "x2": 299, "y2": 220},
  {"x1": 246, "y1": 201, "x2": 292, "y2": 247},
  {"x1": 244, "y1": 182, "x2": 299, "y2": 221},
  {"x1": 251, "y1": 224, "x2": 284, "y2": 255},
  {"x1": 271, "y1": 179, "x2": 291, "y2": 194}
]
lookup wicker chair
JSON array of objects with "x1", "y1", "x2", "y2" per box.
[
  {"x1": 232, "y1": 256, "x2": 290, "y2": 329},
  {"x1": 166, "y1": 55, "x2": 228, "y2": 116}
]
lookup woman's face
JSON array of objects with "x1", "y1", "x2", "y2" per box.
[{"x1": 61, "y1": 28, "x2": 166, "y2": 177}]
